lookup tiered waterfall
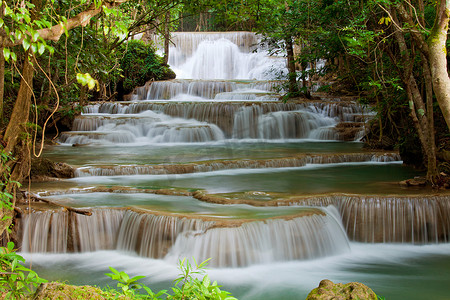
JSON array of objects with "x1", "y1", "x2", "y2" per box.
[{"x1": 20, "y1": 32, "x2": 450, "y2": 300}]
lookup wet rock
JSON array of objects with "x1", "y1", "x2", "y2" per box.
[
  {"x1": 30, "y1": 158, "x2": 75, "y2": 180},
  {"x1": 399, "y1": 176, "x2": 427, "y2": 187},
  {"x1": 335, "y1": 122, "x2": 364, "y2": 141},
  {"x1": 306, "y1": 279, "x2": 377, "y2": 300}
]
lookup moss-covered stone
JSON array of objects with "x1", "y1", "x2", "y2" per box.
[
  {"x1": 306, "y1": 279, "x2": 377, "y2": 300},
  {"x1": 33, "y1": 282, "x2": 108, "y2": 300}
]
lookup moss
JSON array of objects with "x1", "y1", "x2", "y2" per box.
[
  {"x1": 33, "y1": 282, "x2": 111, "y2": 300},
  {"x1": 306, "y1": 279, "x2": 377, "y2": 300}
]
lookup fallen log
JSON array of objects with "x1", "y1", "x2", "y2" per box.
[{"x1": 21, "y1": 191, "x2": 92, "y2": 216}]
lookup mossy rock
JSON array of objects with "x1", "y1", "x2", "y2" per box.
[
  {"x1": 33, "y1": 282, "x2": 109, "y2": 300},
  {"x1": 306, "y1": 279, "x2": 377, "y2": 300}
]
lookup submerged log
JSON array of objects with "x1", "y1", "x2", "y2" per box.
[{"x1": 23, "y1": 192, "x2": 92, "y2": 216}]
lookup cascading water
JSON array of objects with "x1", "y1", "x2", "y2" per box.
[
  {"x1": 21, "y1": 31, "x2": 450, "y2": 300},
  {"x1": 59, "y1": 31, "x2": 371, "y2": 145}
]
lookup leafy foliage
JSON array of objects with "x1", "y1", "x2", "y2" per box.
[
  {"x1": 169, "y1": 258, "x2": 237, "y2": 300},
  {"x1": 106, "y1": 258, "x2": 237, "y2": 300},
  {"x1": 0, "y1": 242, "x2": 47, "y2": 299},
  {"x1": 0, "y1": 150, "x2": 21, "y2": 224},
  {"x1": 106, "y1": 266, "x2": 166, "y2": 299},
  {"x1": 119, "y1": 40, "x2": 175, "y2": 96}
]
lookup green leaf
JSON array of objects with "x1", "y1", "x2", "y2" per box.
[
  {"x1": 31, "y1": 43, "x2": 38, "y2": 53},
  {"x1": 3, "y1": 48, "x2": 10, "y2": 61},
  {"x1": 417, "y1": 108, "x2": 425, "y2": 117},
  {"x1": 32, "y1": 31, "x2": 40, "y2": 42},
  {"x1": 0, "y1": 18, "x2": 4, "y2": 28},
  {"x1": 23, "y1": 39, "x2": 31, "y2": 51},
  {"x1": 38, "y1": 43, "x2": 45, "y2": 55}
]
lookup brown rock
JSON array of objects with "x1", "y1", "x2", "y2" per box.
[{"x1": 30, "y1": 158, "x2": 75, "y2": 180}]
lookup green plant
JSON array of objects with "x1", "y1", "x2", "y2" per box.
[
  {"x1": 0, "y1": 242, "x2": 47, "y2": 299},
  {"x1": 105, "y1": 258, "x2": 237, "y2": 300},
  {"x1": 0, "y1": 150, "x2": 21, "y2": 225},
  {"x1": 169, "y1": 258, "x2": 237, "y2": 300},
  {"x1": 105, "y1": 266, "x2": 166, "y2": 299},
  {"x1": 119, "y1": 40, "x2": 175, "y2": 96}
]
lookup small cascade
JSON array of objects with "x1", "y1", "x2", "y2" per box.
[
  {"x1": 21, "y1": 209, "x2": 125, "y2": 253},
  {"x1": 287, "y1": 194, "x2": 450, "y2": 244},
  {"x1": 21, "y1": 211, "x2": 69, "y2": 253},
  {"x1": 60, "y1": 112, "x2": 225, "y2": 144},
  {"x1": 74, "y1": 153, "x2": 401, "y2": 177},
  {"x1": 20, "y1": 207, "x2": 350, "y2": 267},
  {"x1": 116, "y1": 211, "x2": 214, "y2": 258},
  {"x1": 339, "y1": 195, "x2": 450, "y2": 243},
  {"x1": 257, "y1": 111, "x2": 336, "y2": 139},
  {"x1": 72, "y1": 101, "x2": 368, "y2": 143},
  {"x1": 73, "y1": 209, "x2": 124, "y2": 252},
  {"x1": 166, "y1": 208, "x2": 349, "y2": 267},
  {"x1": 134, "y1": 80, "x2": 237, "y2": 100}
]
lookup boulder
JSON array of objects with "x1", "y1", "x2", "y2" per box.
[
  {"x1": 33, "y1": 282, "x2": 108, "y2": 300},
  {"x1": 306, "y1": 279, "x2": 377, "y2": 300},
  {"x1": 30, "y1": 158, "x2": 75, "y2": 180}
]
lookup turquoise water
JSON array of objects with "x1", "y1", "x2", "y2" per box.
[{"x1": 23, "y1": 243, "x2": 450, "y2": 300}]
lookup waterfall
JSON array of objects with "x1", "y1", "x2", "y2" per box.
[
  {"x1": 165, "y1": 210, "x2": 350, "y2": 267},
  {"x1": 21, "y1": 211, "x2": 69, "y2": 253},
  {"x1": 287, "y1": 194, "x2": 450, "y2": 244},
  {"x1": 116, "y1": 211, "x2": 214, "y2": 258},
  {"x1": 20, "y1": 207, "x2": 350, "y2": 267},
  {"x1": 74, "y1": 153, "x2": 401, "y2": 177},
  {"x1": 59, "y1": 30, "x2": 373, "y2": 146},
  {"x1": 151, "y1": 32, "x2": 285, "y2": 80},
  {"x1": 21, "y1": 209, "x2": 125, "y2": 253},
  {"x1": 339, "y1": 195, "x2": 450, "y2": 243}
]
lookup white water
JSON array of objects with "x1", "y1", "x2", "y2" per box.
[
  {"x1": 21, "y1": 243, "x2": 450, "y2": 299},
  {"x1": 21, "y1": 207, "x2": 350, "y2": 268},
  {"x1": 59, "y1": 31, "x2": 370, "y2": 145}
]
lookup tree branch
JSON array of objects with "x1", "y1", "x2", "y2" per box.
[{"x1": 1, "y1": 0, "x2": 128, "y2": 48}]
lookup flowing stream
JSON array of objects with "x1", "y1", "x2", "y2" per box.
[{"x1": 21, "y1": 32, "x2": 450, "y2": 299}]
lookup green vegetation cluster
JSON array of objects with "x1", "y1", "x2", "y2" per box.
[
  {"x1": 0, "y1": 242, "x2": 236, "y2": 300},
  {"x1": 119, "y1": 40, "x2": 175, "y2": 97}
]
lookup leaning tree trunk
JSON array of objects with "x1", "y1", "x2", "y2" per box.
[
  {"x1": 428, "y1": 0, "x2": 450, "y2": 131},
  {"x1": 0, "y1": 52, "x2": 34, "y2": 244}
]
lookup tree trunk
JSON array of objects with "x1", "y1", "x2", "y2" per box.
[
  {"x1": 428, "y1": 0, "x2": 450, "y2": 131},
  {"x1": 286, "y1": 37, "x2": 299, "y2": 96},
  {"x1": 3, "y1": 54, "x2": 35, "y2": 157},
  {"x1": 391, "y1": 9, "x2": 439, "y2": 183},
  {"x1": 0, "y1": 3, "x2": 4, "y2": 127},
  {"x1": 164, "y1": 11, "x2": 170, "y2": 65},
  {"x1": 0, "y1": 49, "x2": 4, "y2": 128}
]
